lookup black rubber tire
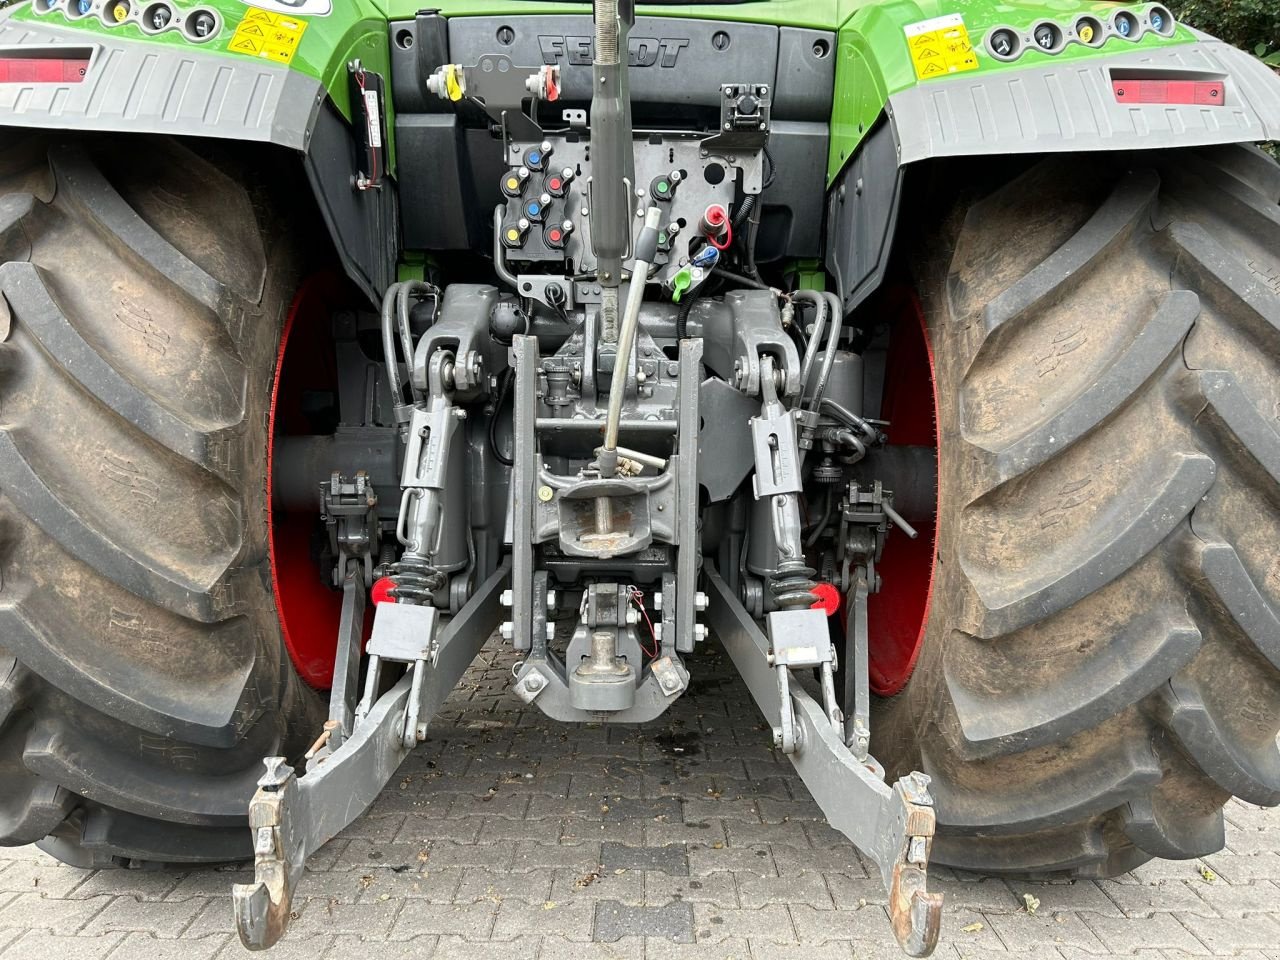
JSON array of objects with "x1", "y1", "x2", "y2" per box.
[
  {"x1": 876, "y1": 144, "x2": 1280, "y2": 877},
  {"x1": 0, "y1": 134, "x2": 324, "y2": 866}
]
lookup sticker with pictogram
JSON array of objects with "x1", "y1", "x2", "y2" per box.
[
  {"x1": 904, "y1": 13, "x2": 979, "y2": 81},
  {"x1": 229, "y1": 7, "x2": 309, "y2": 65}
]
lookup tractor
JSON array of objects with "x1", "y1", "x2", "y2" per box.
[{"x1": 0, "y1": 0, "x2": 1278, "y2": 954}]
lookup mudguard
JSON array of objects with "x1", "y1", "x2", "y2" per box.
[{"x1": 0, "y1": 0, "x2": 397, "y2": 299}]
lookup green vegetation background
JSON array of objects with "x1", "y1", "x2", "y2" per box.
[{"x1": 1174, "y1": 0, "x2": 1279, "y2": 65}]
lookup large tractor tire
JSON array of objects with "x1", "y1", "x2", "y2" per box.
[
  {"x1": 0, "y1": 135, "x2": 324, "y2": 866},
  {"x1": 876, "y1": 144, "x2": 1280, "y2": 877}
]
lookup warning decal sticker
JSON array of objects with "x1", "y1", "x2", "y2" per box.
[
  {"x1": 905, "y1": 13, "x2": 979, "y2": 81},
  {"x1": 229, "y1": 7, "x2": 309, "y2": 66}
]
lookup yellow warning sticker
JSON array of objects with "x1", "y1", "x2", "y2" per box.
[
  {"x1": 229, "y1": 7, "x2": 309, "y2": 66},
  {"x1": 904, "y1": 13, "x2": 979, "y2": 81}
]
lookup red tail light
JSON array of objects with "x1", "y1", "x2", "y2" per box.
[
  {"x1": 1112, "y1": 78, "x2": 1224, "y2": 106},
  {"x1": 0, "y1": 55, "x2": 90, "y2": 84}
]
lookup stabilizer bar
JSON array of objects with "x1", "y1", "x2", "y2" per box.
[
  {"x1": 232, "y1": 559, "x2": 511, "y2": 950},
  {"x1": 703, "y1": 564, "x2": 943, "y2": 957}
]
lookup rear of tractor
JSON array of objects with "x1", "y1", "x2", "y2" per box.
[{"x1": 0, "y1": 0, "x2": 1278, "y2": 954}]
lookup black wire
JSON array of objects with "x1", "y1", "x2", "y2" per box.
[
  {"x1": 762, "y1": 145, "x2": 776, "y2": 189},
  {"x1": 731, "y1": 194, "x2": 756, "y2": 231},
  {"x1": 712, "y1": 266, "x2": 771, "y2": 291},
  {"x1": 676, "y1": 295, "x2": 696, "y2": 340},
  {"x1": 488, "y1": 368, "x2": 515, "y2": 466}
]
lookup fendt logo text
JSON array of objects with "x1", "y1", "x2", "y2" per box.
[{"x1": 538, "y1": 36, "x2": 691, "y2": 67}]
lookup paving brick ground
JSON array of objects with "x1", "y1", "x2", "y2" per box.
[{"x1": 2, "y1": 639, "x2": 1278, "y2": 959}]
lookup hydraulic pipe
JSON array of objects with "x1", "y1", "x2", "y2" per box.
[{"x1": 600, "y1": 207, "x2": 662, "y2": 473}]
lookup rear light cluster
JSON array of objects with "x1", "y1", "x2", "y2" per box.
[
  {"x1": 0, "y1": 55, "x2": 89, "y2": 84},
  {"x1": 31, "y1": 0, "x2": 221, "y2": 45},
  {"x1": 1112, "y1": 77, "x2": 1225, "y2": 105},
  {"x1": 986, "y1": 4, "x2": 1175, "y2": 63}
]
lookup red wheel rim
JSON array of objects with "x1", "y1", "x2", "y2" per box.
[
  {"x1": 866, "y1": 289, "x2": 939, "y2": 696},
  {"x1": 267, "y1": 274, "x2": 345, "y2": 689}
]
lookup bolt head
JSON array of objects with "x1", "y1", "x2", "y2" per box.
[
  {"x1": 545, "y1": 590, "x2": 558, "y2": 611},
  {"x1": 525, "y1": 673, "x2": 545, "y2": 692},
  {"x1": 652, "y1": 591, "x2": 663, "y2": 611},
  {"x1": 500, "y1": 589, "x2": 514, "y2": 607},
  {"x1": 694, "y1": 591, "x2": 709, "y2": 611},
  {"x1": 499, "y1": 621, "x2": 514, "y2": 640},
  {"x1": 694, "y1": 624, "x2": 708, "y2": 642},
  {"x1": 545, "y1": 622, "x2": 556, "y2": 640}
]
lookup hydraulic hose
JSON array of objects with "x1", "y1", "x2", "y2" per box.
[
  {"x1": 793, "y1": 290, "x2": 827, "y2": 407},
  {"x1": 493, "y1": 206, "x2": 518, "y2": 290},
  {"x1": 807, "y1": 291, "x2": 845, "y2": 413},
  {"x1": 380, "y1": 284, "x2": 405, "y2": 406},
  {"x1": 397, "y1": 280, "x2": 438, "y2": 407}
]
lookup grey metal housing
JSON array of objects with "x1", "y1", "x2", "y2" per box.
[
  {"x1": 887, "y1": 39, "x2": 1280, "y2": 165},
  {"x1": 0, "y1": 14, "x2": 324, "y2": 148}
]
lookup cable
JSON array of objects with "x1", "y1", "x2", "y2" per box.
[
  {"x1": 627, "y1": 586, "x2": 658, "y2": 658},
  {"x1": 676, "y1": 294, "x2": 696, "y2": 340},
  {"x1": 488, "y1": 368, "x2": 514, "y2": 466},
  {"x1": 762, "y1": 145, "x2": 776, "y2": 189},
  {"x1": 711, "y1": 266, "x2": 771, "y2": 290},
  {"x1": 708, "y1": 219, "x2": 733, "y2": 251}
]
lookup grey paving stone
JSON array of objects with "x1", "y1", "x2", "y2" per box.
[
  {"x1": 355, "y1": 868, "x2": 463, "y2": 905},
  {"x1": 644, "y1": 873, "x2": 738, "y2": 910},
  {"x1": 748, "y1": 941, "x2": 854, "y2": 960},
  {"x1": 1099, "y1": 878, "x2": 1220, "y2": 918},
  {"x1": 561, "y1": 820, "x2": 645, "y2": 846},
  {"x1": 642, "y1": 935, "x2": 750, "y2": 960},
  {"x1": 600, "y1": 844, "x2": 689, "y2": 877},
  {"x1": 789, "y1": 903, "x2": 895, "y2": 946},
  {"x1": 431, "y1": 934, "x2": 537, "y2": 960},
  {"x1": 646, "y1": 820, "x2": 727, "y2": 848},
  {"x1": 692, "y1": 903, "x2": 795, "y2": 944},
  {"x1": 0, "y1": 931, "x2": 124, "y2": 960},
  {"x1": 686, "y1": 845, "x2": 775, "y2": 877},
  {"x1": 1178, "y1": 911, "x2": 1280, "y2": 954},
  {"x1": 594, "y1": 900, "x2": 694, "y2": 943},
  {"x1": 453, "y1": 867, "x2": 553, "y2": 905},
  {"x1": 0, "y1": 894, "x2": 113, "y2": 936},
  {"x1": 4, "y1": 637, "x2": 1280, "y2": 960},
  {"x1": 284, "y1": 897, "x2": 401, "y2": 940},
  {"x1": 492, "y1": 897, "x2": 594, "y2": 940},
  {"x1": 1076, "y1": 911, "x2": 1209, "y2": 954},
  {"x1": 549, "y1": 868, "x2": 645, "y2": 906},
  {"x1": 312, "y1": 936, "x2": 430, "y2": 960},
  {"x1": 984, "y1": 910, "x2": 1107, "y2": 952},
  {"x1": 1007, "y1": 879, "x2": 1124, "y2": 919},
  {"x1": 395, "y1": 816, "x2": 482, "y2": 844},
  {"x1": 388, "y1": 901, "x2": 497, "y2": 941},
  {"x1": 103, "y1": 932, "x2": 225, "y2": 960},
  {"x1": 0, "y1": 864, "x2": 92, "y2": 900},
  {"x1": 1189, "y1": 878, "x2": 1280, "y2": 916},
  {"x1": 737, "y1": 872, "x2": 833, "y2": 911}
]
